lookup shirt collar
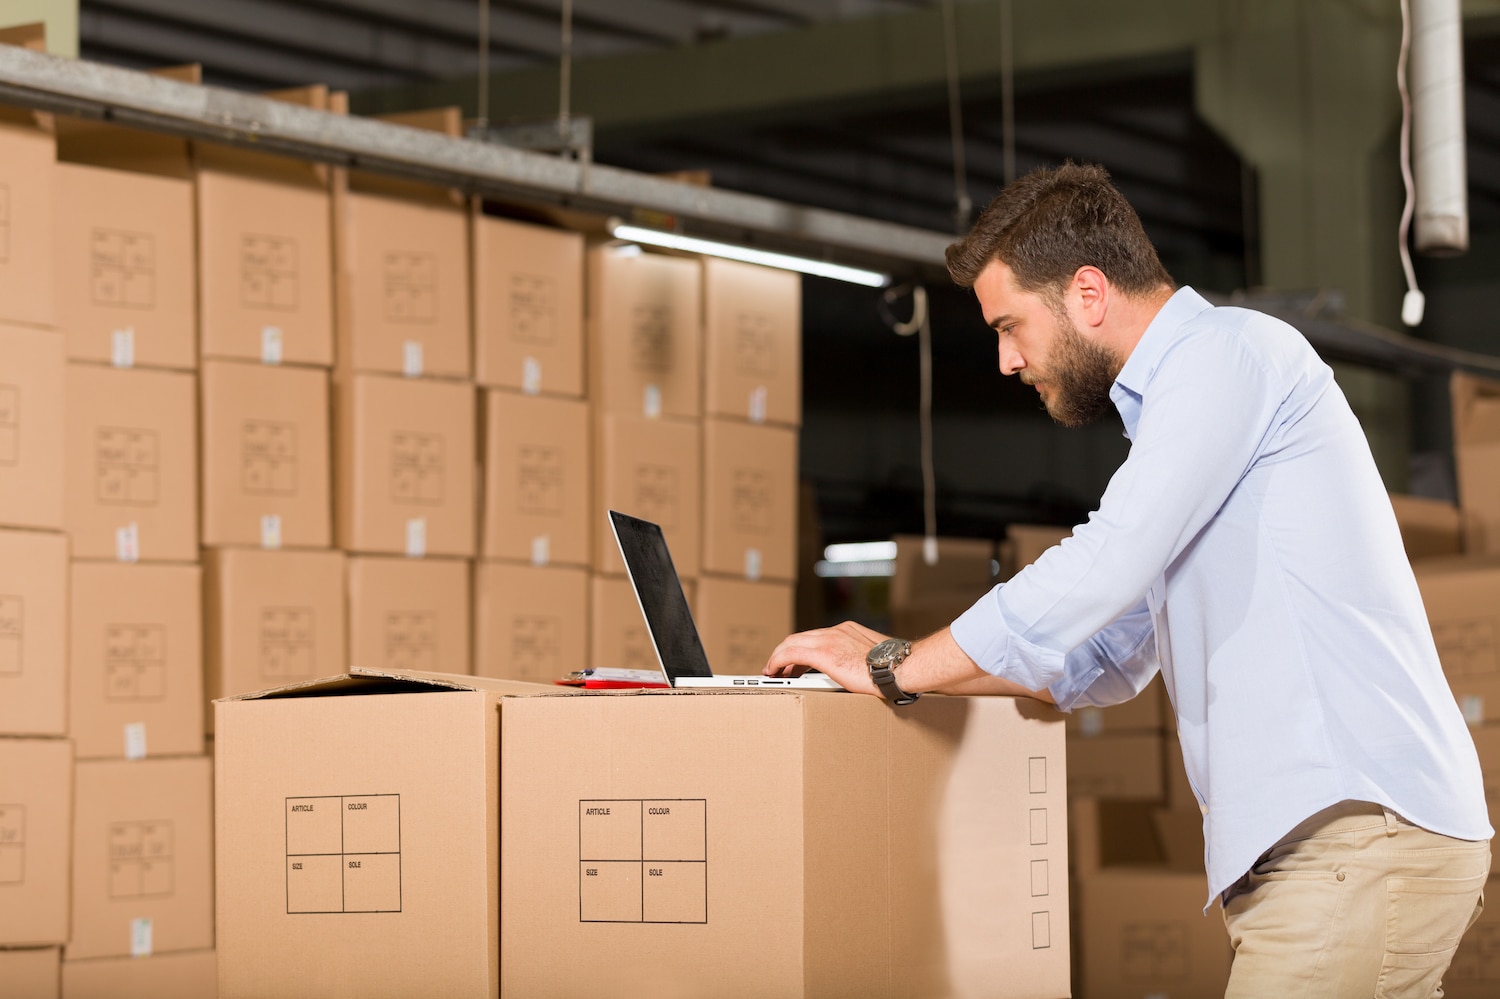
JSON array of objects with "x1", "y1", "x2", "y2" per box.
[{"x1": 1110, "y1": 285, "x2": 1213, "y2": 438}]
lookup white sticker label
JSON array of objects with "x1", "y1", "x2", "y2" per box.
[
  {"x1": 130, "y1": 917, "x2": 153, "y2": 957},
  {"x1": 402, "y1": 340, "x2": 424, "y2": 378},
  {"x1": 745, "y1": 548, "x2": 763, "y2": 581},
  {"x1": 111, "y1": 328, "x2": 136, "y2": 368},
  {"x1": 260, "y1": 514, "x2": 283, "y2": 550},
  {"x1": 749, "y1": 386, "x2": 768, "y2": 424},
  {"x1": 1078, "y1": 707, "x2": 1104, "y2": 739},
  {"x1": 406, "y1": 518, "x2": 427, "y2": 558},
  {"x1": 115, "y1": 523, "x2": 140, "y2": 563},
  {"x1": 522, "y1": 357, "x2": 542, "y2": 395},
  {"x1": 530, "y1": 535, "x2": 550, "y2": 566},
  {"x1": 261, "y1": 326, "x2": 284, "y2": 365},
  {"x1": 124, "y1": 722, "x2": 148, "y2": 760},
  {"x1": 1462, "y1": 694, "x2": 1484, "y2": 727},
  {"x1": 643, "y1": 384, "x2": 662, "y2": 419}
]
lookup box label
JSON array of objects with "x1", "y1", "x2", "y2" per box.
[
  {"x1": 91, "y1": 228, "x2": 156, "y2": 309},
  {"x1": 108, "y1": 820, "x2": 174, "y2": 898},
  {"x1": 0, "y1": 384, "x2": 18, "y2": 464},
  {"x1": 286, "y1": 794, "x2": 402, "y2": 914},
  {"x1": 402, "y1": 340, "x2": 424, "y2": 377},
  {"x1": 734, "y1": 312, "x2": 775, "y2": 377},
  {"x1": 631, "y1": 304, "x2": 671, "y2": 374},
  {"x1": 522, "y1": 356, "x2": 543, "y2": 395},
  {"x1": 530, "y1": 535, "x2": 550, "y2": 566},
  {"x1": 111, "y1": 328, "x2": 136, "y2": 368},
  {"x1": 385, "y1": 611, "x2": 436, "y2": 671},
  {"x1": 116, "y1": 523, "x2": 140, "y2": 563},
  {"x1": 404, "y1": 517, "x2": 427, "y2": 557},
  {"x1": 96, "y1": 428, "x2": 159, "y2": 506},
  {"x1": 391, "y1": 432, "x2": 444, "y2": 504},
  {"x1": 260, "y1": 514, "x2": 283, "y2": 550},
  {"x1": 105, "y1": 624, "x2": 168, "y2": 701},
  {"x1": 518, "y1": 445, "x2": 563, "y2": 515},
  {"x1": 124, "y1": 721, "x2": 148, "y2": 760},
  {"x1": 0, "y1": 804, "x2": 23, "y2": 883},
  {"x1": 510, "y1": 274, "x2": 556, "y2": 345},
  {"x1": 242, "y1": 235, "x2": 298, "y2": 311},
  {"x1": 384, "y1": 252, "x2": 436, "y2": 324},
  {"x1": 130, "y1": 917, "x2": 153, "y2": 958},
  {"x1": 242, "y1": 420, "x2": 299, "y2": 496},
  {"x1": 261, "y1": 326, "x2": 284, "y2": 364},
  {"x1": 731, "y1": 468, "x2": 771, "y2": 534},
  {"x1": 579, "y1": 799, "x2": 706, "y2": 924},
  {"x1": 0, "y1": 595, "x2": 21, "y2": 675},
  {"x1": 261, "y1": 607, "x2": 314, "y2": 681}
]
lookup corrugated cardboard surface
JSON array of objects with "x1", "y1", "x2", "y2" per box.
[
  {"x1": 348, "y1": 555, "x2": 471, "y2": 675},
  {"x1": 702, "y1": 256, "x2": 801, "y2": 426},
  {"x1": 890, "y1": 535, "x2": 996, "y2": 609},
  {"x1": 694, "y1": 575, "x2": 793, "y2": 675},
  {"x1": 587, "y1": 246, "x2": 702, "y2": 419},
  {"x1": 1065, "y1": 732, "x2": 1164, "y2": 800},
  {"x1": 0, "y1": 529, "x2": 68, "y2": 736},
  {"x1": 69, "y1": 757, "x2": 214, "y2": 960},
  {"x1": 500, "y1": 691, "x2": 1070, "y2": 998},
  {"x1": 69, "y1": 561, "x2": 204, "y2": 760},
  {"x1": 474, "y1": 561, "x2": 589, "y2": 682},
  {"x1": 334, "y1": 372, "x2": 475, "y2": 557},
  {"x1": 337, "y1": 191, "x2": 470, "y2": 379},
  {"x1": 0, "y1": 323, "x2": 65, "y2": 530},
  {"x1": 53, "y1": 161, "x2": 196, "y2": 370},
  {"x1": 1078, "y1": 868, "x2": 1229, "y2": 999},
  {"x1": 480, "y1": 389, "x2": 591, "y2": 566},
  {"x1": 594, "y1": 413, "x2": 702, "y2": 578},
  {"x1": 1413, "y1": 556, "x2": 1500, "y2": 722},
  {"x1": 701, "y1": 418, "x2": 798, "y2": 582},
  {"x1": 64, "y1": 364, "x2": 197, "y2": 561},
  {"x1": 0, "y1": 946, "x2": 60, "y2": 999},
  {"x1": 1453, "y1": 371, "x2": 1500, "y2": 556},
  {"x1": 0, "y1": 739, "x2": 72, "y2": 946},
  {"x1": 473, "y1": 214, "x2": 584, "y2": 396},
  {"x1": 1446, "y1": 873, "x2": 1500, "y2": 998},
  {"x1": 61, "y1": 949, "x2": 216, "y2": 999},
  {"x1": 589, "y1": 572, "x2": 669, "y2": 673},
  {"x1": 0, "y1": 110, "x2": 56, "y2": 329},
  {"x1": 1390, "y1": 492, "x2": 1464, "y2": 561},
  {"x1": 201, "y1": 359, "x2": 331, "y2": 549}
]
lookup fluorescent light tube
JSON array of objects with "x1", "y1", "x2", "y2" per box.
[{"x1": 609, "y1": 222, "x2": 890, "y2": 287}]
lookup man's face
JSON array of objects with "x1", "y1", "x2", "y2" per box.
[{"x1": 972, "y1": 260, "x2": 1120, "y2": 428}]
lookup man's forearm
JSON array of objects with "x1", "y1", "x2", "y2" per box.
[{"x1": 899, "y1": 628, "x2": 1055, "y2": 703}]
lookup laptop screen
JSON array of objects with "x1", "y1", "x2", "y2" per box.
[{"x1": 608, "y1": 510, "x2": 713, "y2": 681}]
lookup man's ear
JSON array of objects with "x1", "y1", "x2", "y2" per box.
[{"x1": 1072, "y1": 266, "x2": 1109, "y2": 328}]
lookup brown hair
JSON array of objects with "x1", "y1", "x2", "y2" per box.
[{"x1": 945, "y1": 162, "x2": 1173, "y2": 300}]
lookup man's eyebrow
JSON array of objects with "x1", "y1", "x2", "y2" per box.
[{"x1": 987, "y1": 313, "x2": 1016, "y2": 330}]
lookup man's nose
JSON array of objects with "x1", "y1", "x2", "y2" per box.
[{"x1": 998, "y1": 342, "x2": 1024, "y2": 376}]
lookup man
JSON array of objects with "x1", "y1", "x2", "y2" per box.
[{"x1": 765, "y1": 162, "x2": 1491, "y2": 996}]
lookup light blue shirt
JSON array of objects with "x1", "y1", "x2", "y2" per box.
[{"x1": 950, "y1": 286, "x2": 1491, "y2": 909}]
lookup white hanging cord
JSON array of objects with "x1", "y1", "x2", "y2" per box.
[
  {"x1": 559, "y1": 0, "x2": 574, "y2": 142},
  {"x1": 888, "y1": 286, "x2": 939, "y2": 566},
  {"x1": 1396, "y1": 0, "x2": 1425, "y2": 326},
  {"x1": 476, "y1": 0, "x2": 490, "y2": 130},
  {"x1": 999, "y1": 0, "x2": 1016, "y2": 185},
  {"x1": 939, "y1": 0, "x2": 972, "y2": 231}
]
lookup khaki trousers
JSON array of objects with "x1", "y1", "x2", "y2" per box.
[{"x1": 1221, "y1": 800, "x2": 1490, "y2": 999}]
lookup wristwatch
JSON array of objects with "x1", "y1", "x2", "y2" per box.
[{"x1": 867, "y1": 637, "x2": 919, "y2": 706}]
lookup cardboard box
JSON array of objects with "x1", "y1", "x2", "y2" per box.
[
  {"x1": 0, "y1": 530, "x2": 68, "y2": 737},
  {"x1": 1066, "y1": 674, "x2": 1168, "y2": 737},
  {"x1": 195, "y1": 88, "x2": 334, "y2": 367},
  {"x1": 61, "y1": 949, "x2": 216, "y2": 999},
  {"x1": 502, "y1": 689, "x2": 1070, "y2": 998},
  {"x1": 1065, "y1": 731, "x2": 1164, "y2": 800},
  {"x1": 0, "y1": 738, "x2": 72, "y2": 946},
  {"x1": 334, "y1": 372, "x2": 475, "y2": 557},
  {"x1": 69, "y1": 757, "x2": 214, "y2": 960},
  {"x1": 473, "y1": 561, "x2": 588, "y2": 683},
  {"x1": 1390, "y1": 493, "x2": 1464, "y2": 561},
  {"x1": 594, "y1": 413, "x2": 701, "y2": 578},
  {"x1": 1453, "y1": 371, "x2": 1500, "y2": 555},
  {"x1": 1413, "y1": 557, "x2": 1500, "y2": 723},
  {"x1": 889, "y1": 535, "x2": 998, "y2": 640},
  {"x1": 203, "y1": 547, "x2": 346, "y2": 725},
  {"x1": 1445, "y1": 873, "x2": 1500, "y2": 999},
  {"x1": 694, "y1": 575, "x2": 793, "y2": 675},
  {"x1": 587, "y1": 246, "x2": 702, "y2": 418},
  {"x1": 0, "y1": 323, "x2": 64, "y2": 530},
  {"x1": 702, "y1": 256, "x2": 801, "y2": 426},
  {"x1": 65, "y1": 364, "x2": 197, "y2": 561},
  {"x1": 1004, "y1": 523, "x2": 1073, "y2": 578},
  {"x1": 53, "y1": 160, "x2": 196, "y2": 370},
  {"x1": 473, "y1": 213, "x2": 584, "y2": 396},
  {"x1": 0, "y1": 947, "x2": 59, "y2": 998},
  {"x1": 701, "y1": 418, "x2": 798, "y2": 582},
  {"x1": 589, "y1": 572, "x2": 669, "y2": 673},
  {"x1": 201, "y1": 359, "x2": 330, "y2": 549},
  {"x1": 0, "y1": 103, "x2": 55, "y2": 328},
  {"x1": 214, "y1": 669, "x2": 556, "y2": 999},
  {"x1": 1077, "y1": 867, "x2": 1230, "y2": 999},
  {"x1": 348, "y1": 555, "x2": 471, "y2": 674},
  {"x1": 69, "y1": 562, "x2": 203, "y2": 760},
  {"x1": 336, "y1": 190, "x2": 470, "y2": 378},
  {"x1": 480, "y1": 389, "x2": 591, "y2": 566}
]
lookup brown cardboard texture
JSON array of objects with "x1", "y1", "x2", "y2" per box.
[
  {"x1": 0, "y1": 102, "x2": 55, "y2": 328},
  {"x1": 61, "y1": 949, "x2": 216, "y2": 999},
  {"x1": 0, "y1": 738, "x2": 72, "y2": 946},
  {"x1": 65, "y1": 364, "x2": 197, "y2": 561},
  {"x1": 1453, "y1": 371, "x2": 1500, "y2": 555},
  {"x1": 1065, "y1": 731, "x2": 1164, "y2": 800},
  {"x1": 0, "y1": 947, "x2": 59, "y2": 999},
  {"x1": 336, "y1": 190, "x2": 470, "y2": 378},
  {"x1": 702, "y1": 256, "x2": 802, "y2": 425},
  {"x1": 348, "y1": 555, "x2": 471, "y2": 674},
  {"x1": 69, "y1": 757, "x2": 213, "y2": 959},
  {"x1": 1413, "y1": 557, "x2": 1500, "y2": 722},
  {"x1": 473, "y1": 213, "x2": 584, "y2": 395},
  {"x1": 1065, "y1": 674, "x2": 1167, "y2": 737},
  {"x1": 588, "y1": 246, "x2": 702, "y2": 418},
  {"x1": 1078, "y1": 867, "x2": 1229, "y2": 999},
  {"x1": 474, "y1": 561, "x2": 588, "y2": 682},
  {"x1": 502, "y1": 690, "x2": 1070, "y2": 998},
  {"x1": 0, "y1": 323, "x2": 64, "y2": 530},
  {"x1": 1006, "y1": 523, "x2": 1074, "y2": 577},
  {"x1": 595, "y1": 413, "x2": 701, "y2": 578},
  {"x1": 589, "y1": 572, "x2": 662, "y2": 672},
  {"x1": 214, "y1": 668, "x2": 557, "y2": 999},
  {"x1": 1446, "y1": 874, "x2": 1500, "y2": 998},
  {"x1": 890, "y1": 535, "x2": 997, "y2": 640},
  {"x1": 480, "y1": 389, "x2": 591, "y2": 566},
  {"x1": 334, "y1": 372, "x2": 475, "y2": 557},
  {"x1": 201, "y1": 359, "x2": 330, "y2": 549},
  {"x1": 203, "y1": 547, "x2": 346, "y2": 728},
  {"x1": 53, "y1": 161, "x2": 196, "y2": 370},
  {"x1": 694, "y1": 575, "x2": 793, "y2": 675},
  {"x1": 1390, "y1": 493, "x2": 1463, "y2": 560},
  {"x1": 0, "y1": 529, "x2": 68, "y2": 736},
  {"x1": 701, "y1": 418, "x2": 798, "y2": 582},
  {"x1": 69, "y1": 562, "x2": 203, "y2": 760}
]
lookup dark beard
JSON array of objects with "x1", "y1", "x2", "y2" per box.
[{"x1": 1044, "y1": 315, "x2": 1120, "y2": 428}]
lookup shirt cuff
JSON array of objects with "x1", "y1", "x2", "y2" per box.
[{"x1": 949, "y1": 587, "x2": 1069, "y2": 693}]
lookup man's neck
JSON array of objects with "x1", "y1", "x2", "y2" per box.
[{"x1": 1107, "y1": 283, "x2": 1177, "y2": 369}]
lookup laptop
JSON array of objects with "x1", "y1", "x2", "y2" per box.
[{"x1": 607, "y1": 510, "x2": 845, "y2": 691}]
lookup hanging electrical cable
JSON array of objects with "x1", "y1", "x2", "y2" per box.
[
  {"x1": 559, "y1": 0, "x2": 574, "y2": 144},
  {"x1": 998, "y1": 0, "x2": 1016, "y2": 186},
  {"x1": 939, "y1": 0, "x2": 972, "y2": 232},
  {"x1": 476, "y1": 0, "x2": 490, "y2": 130},
  {"x1": 880, "y1": 286, "x2": 939, "y2": 566},
  {"x1": 1396, "y1": 0, "x2": 1424, "y2": 326}
]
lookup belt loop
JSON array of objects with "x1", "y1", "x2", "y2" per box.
[{"x1": 1384, "y1": 807, "x2": 1399, "y2": 837}]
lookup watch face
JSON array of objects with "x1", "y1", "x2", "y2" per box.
[{"x1": 868, "y1": 637, "x2": 907, "y2": 668}]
